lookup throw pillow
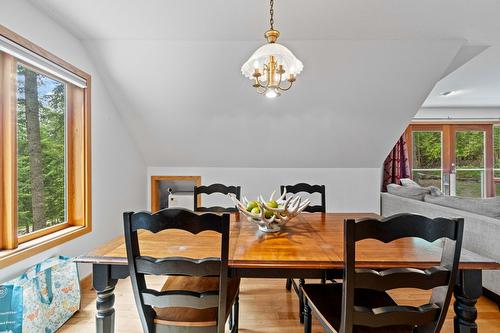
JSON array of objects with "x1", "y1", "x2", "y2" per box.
[
  {"x1": 387, "y1": 183, "x2": 430, "y2": 201},
  {"x1": 400, "y1": 178, "x2": 420, "y2": 187}
]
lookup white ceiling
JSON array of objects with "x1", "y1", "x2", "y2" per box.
[
  {"x1": 26, "y1": 0, "x2": 500, "y2": 167},
  {"x1": 424, "y1": 45, "x2": 500, "y2": 107},
  {"x1": 26, "y1": 0, "x2": 500, "y2": 42}
]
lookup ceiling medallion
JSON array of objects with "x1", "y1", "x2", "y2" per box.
[{"x1": 241, "y1": 0, "x2": 303, "y2": 98}]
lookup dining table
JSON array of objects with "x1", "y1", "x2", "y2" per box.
[{"x1": 76, "y1": 212, "x2": 500, "y2": 333}]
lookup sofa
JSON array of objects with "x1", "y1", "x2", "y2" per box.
[{"x1": 381, "y1": 192, "x2": 500, "y2": 305}]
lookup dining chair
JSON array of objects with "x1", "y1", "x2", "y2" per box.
[
  {"x1": 194, "y1": 183, "x2": 241, "y2": 213},
  {"x1": 281, "y1": 182, "x2": 326, "y2": 323},
  {"x1": 302, "y1": 213, "x2": 464, "y2": 333},
  {"x1": 123, "y1": 208, "x2": 240, "y2": 333},
  {"x1": 280, "y1": 183, "x2": 326, "y2": 213}
]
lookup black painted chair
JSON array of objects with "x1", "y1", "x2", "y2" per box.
[
  {"x1": 281, "y1": 183, "x2": 326, "y2": 323},
  {"x1": 280, "y1": 183, "x2": 326, "y2": 213},
  {"x1": 302, "y1": 213, "x2": 464, "y2": 333},
  {"x1": 124, "y1": 208, "x2": 240, "y2": 333},
  {"x1": 194, "y1": 183, "x2": 241, "y2": 213}
]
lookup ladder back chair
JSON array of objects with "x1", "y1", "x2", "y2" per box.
[
  {"x1": 280, "y1": 183, "x2": 326, "y2": 213},
  {"x1": 281, "y1": 183, "x2": 326, "y2": 323},
  {"x1": 123, "y1": 208, "x2": 240, "y2": 333},
  {"x1": 302, "y1": 213, "x2": 464, "y2": 333},
  {"x1": 194, "y1": 183, "x2": 241, "y2": 213}
]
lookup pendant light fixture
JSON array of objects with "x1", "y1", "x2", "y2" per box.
[{"x1": 241, "y1": 0, "x2": 303, "y2": 98}]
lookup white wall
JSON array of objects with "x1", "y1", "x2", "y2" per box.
[
  {"x1": 0, "y1": 0, "x2": 147, "y2": 282},
  {"x1": 148, "y1": 167, "x2": 382, "y2": 213}
]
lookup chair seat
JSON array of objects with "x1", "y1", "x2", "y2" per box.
[
  {"x1": 302, "y1": 283, "x2": 413, "y2": 333},
  {"x1": 153, "y1": 276, "x2": 240, "y2": 327}
]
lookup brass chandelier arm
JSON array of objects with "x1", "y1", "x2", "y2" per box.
[
  {"x1": 256, "y1": 76, "x2": 270, "y2": 89},
  {"x1": 277, "y1": 80, "x2": 294, "y2": 91},
  {"x1": 277, "y1": 71, "x2": 283, "y2": 86},
  {"x1": 251, "y1": 73, "x2": 293, "y2": 92},
  {"x1": 256, "y1": 87, "x2": 268, "y2": 95}
]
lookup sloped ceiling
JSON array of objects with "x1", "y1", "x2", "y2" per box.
[
  {"x1": 82, "y1": 39, "x2": 461, "y2": 167},
  {"x1": 27, "y1": 0, "x2": 500, "y2": 167},
  {"x1": 424, "y1": 45, "x2": 500, "y2": 107}
]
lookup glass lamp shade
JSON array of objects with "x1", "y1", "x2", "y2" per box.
[{"x1": 241, "y1": 43, "x2": 303, "y2": 81}]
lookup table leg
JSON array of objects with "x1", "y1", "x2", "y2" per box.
[
  {"x1": 454, "y1": 269, "x2": 482, "y2": 333},
  {"x1": 93, "y1": 264, "x2": 119, "y2": 333}
]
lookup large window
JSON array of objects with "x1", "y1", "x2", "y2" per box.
[
  {"x1": 17, "y1": 64, "x2": 66, "y2": 236},
  {"x1": 0, "y1": 25, "x2": 91, "y2": 266},
  {"x1": 407, "y1": 124, "x2": 496, "y2": 198}
]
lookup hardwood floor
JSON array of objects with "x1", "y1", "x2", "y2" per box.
[{"x1": 60, "y1": 276, "x2": 500, "y2": 332}]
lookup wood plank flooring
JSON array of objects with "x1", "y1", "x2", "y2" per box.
[{"x1": 60, "y1": 276, "x2": 500, "y2": 332}]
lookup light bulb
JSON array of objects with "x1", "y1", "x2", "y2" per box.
[{"x1": 265, "y1": 89, "x2": 279, "y2": 98}]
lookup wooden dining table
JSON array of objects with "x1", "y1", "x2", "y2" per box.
[{"x1": 76, "y1": 213, "x2": 500, "y2": 333}]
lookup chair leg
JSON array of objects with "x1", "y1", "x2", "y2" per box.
[
  {"x1": 231, "y1": 295, "x2": 239, "y2": 333},
  {"x1": 299, "y1": 278, "x2": 305, "y2": 324},
  {"x1": 286, "y1": 278, "x2": 292, "y2": 291},
  {"x1": 304, "y1": 298, "x2": 312, "y2": 333}
]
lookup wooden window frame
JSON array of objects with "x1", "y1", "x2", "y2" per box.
[
  {"x1": 494, "y1": 124, "x2": 500, "y2": 193},
  {"x1": 150, "y1": 176, "x2": 201, "y2": 211},
  {"x1": 406, "y1": 122, "x2": 495, "y2": 197},
  {"x1": 0, "y1": 24, "x2": 91, "y2": 268}
]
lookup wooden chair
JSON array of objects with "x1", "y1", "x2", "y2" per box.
[
  {"x1": 281, "y1": 183, "x2": 326, "y2": 323},
  {"x1": 280, "y1": 183, "x2": 326, "y2": 213},
  {"x1": 123, "y1": 208, "x2": 240, "y2": 333},
  {"x1": 302, "y1": 213, "x2": 464, "y2": 333},
  {"x1": 194, "y1": 183, "x2": 241, "y2": 213}
]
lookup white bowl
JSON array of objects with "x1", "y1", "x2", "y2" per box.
[{"x1": 229, "y1": 190, "x2": 310, "y2": 233}]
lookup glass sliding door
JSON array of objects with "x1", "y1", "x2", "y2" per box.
[
  {"x1": 407, "y1": 124, "x2": 494, "y2": 198},
  {"x1": 494, "y1": 125, "x2": 500, "y2": 196},
  {"x1": 411, "y1": 130, "x2": 443, "y2": 189},
  {"x1": 454, "y1": 130, "x2": 486, "y2": 198}
]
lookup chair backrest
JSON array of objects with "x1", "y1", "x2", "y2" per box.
[
  {"x1": 340, "y1": 213, "x2": 464, "y2": 333},
  {"x1": 194, "y1": 183, "x2": 241, "y2": 213},
  {"x1": 280, "y1": 183, "x2": 326, "y2": 213},
  {"x1": 123, "y1": 208, "x2": 230, "y2": 333}
]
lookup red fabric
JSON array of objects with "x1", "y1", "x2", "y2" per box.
[{"x1": 382, "y1": 136, "x2": 410, "y2": 191}]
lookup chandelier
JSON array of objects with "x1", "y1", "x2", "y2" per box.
[{"x1": 241, "y1": 0, "x2": 303, "y2": 98}]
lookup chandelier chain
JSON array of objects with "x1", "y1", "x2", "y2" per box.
[{"x1": 269, "y1": 0, "x2": 274, "y2": 30}]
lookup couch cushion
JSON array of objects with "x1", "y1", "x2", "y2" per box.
[
  {"x1": 387, "y1": 184, "x2": 430, "y2": 201},
  {"x1": 424, "y1": 195, "x2": 500, "y2": 219}
]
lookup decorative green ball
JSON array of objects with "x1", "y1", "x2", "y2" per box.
[
  {"x1": 246, "y1": 200, "x2": 259, "y2": 212},
  {"x1": 267, "y1": 200, "x2": 278, "y2": 208}
]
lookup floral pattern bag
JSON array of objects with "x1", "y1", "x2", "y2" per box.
[
  {"x1": 0, "y1": 284, "x2": 23, "y2": 333},
  {"x1": 2, "y1": 256, "x2": 80, "y2": 333}
]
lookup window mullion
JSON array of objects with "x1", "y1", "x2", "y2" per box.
[{"x1": 0, "y1": 51, "x2": 18, "y2": 249}]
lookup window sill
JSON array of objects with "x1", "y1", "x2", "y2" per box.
[{"x1": 0, "y1": 224, "x2": 91, "y2": 269}]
